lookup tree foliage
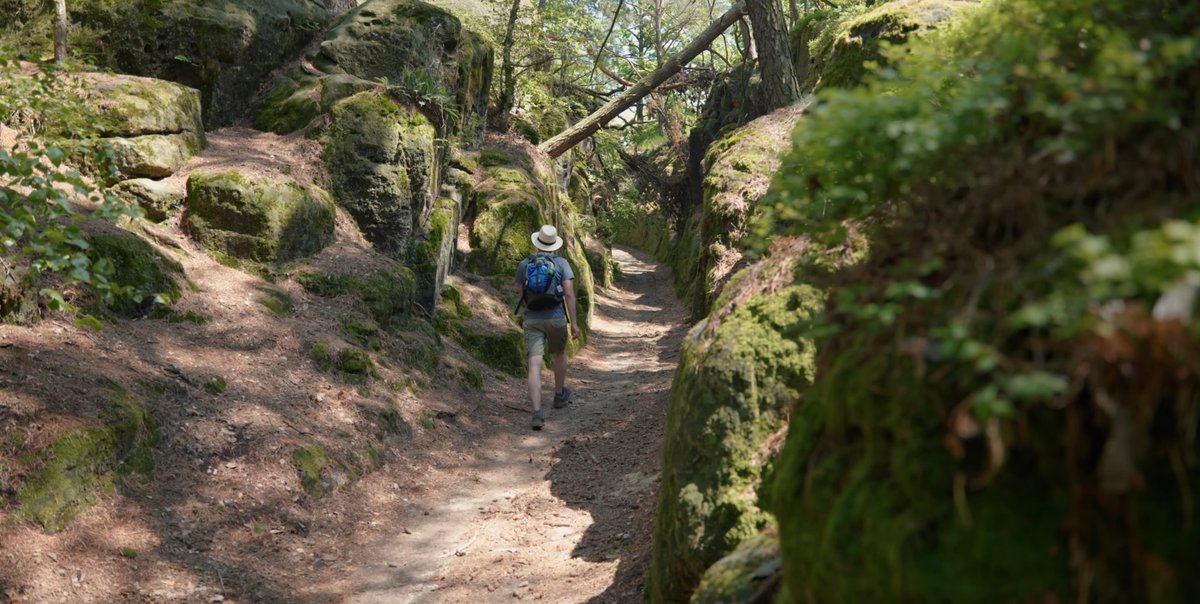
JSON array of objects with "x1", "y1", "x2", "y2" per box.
[{"x1": 1, "y1": 56, "x2": 144, "y2": 313}]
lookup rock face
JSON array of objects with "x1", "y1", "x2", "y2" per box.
[
  {"x1": 312, "y1": 0, "x2": 493, "y2": 143},
  {"x1": 185, "y1": 170, "x2": 336, "y2": 264},
  {"x1": 76, "y1": 0, "x2": 327, "y2": 128},
  {"x1": 690, "y1": 105, "x2": 805, "y2": 318},
  {"x1": 255, "y1": 70, "x2": 377, "y2": 135},
  {"x1": 324, "y1": 91, "x2": 438, "y2": 260},
  {"x1": 83, "y1": 74, "x2": 205, "y2": 179},
  {"x1": 645, "y1": 239, "x2": 822, "y2": 603}
]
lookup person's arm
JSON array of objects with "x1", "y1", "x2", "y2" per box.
[{"x1": 563, "y1": 278, "x2": 579, "y2": 338}]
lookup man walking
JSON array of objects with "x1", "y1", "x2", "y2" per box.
[{"x1": 516, "y1": 225, "x2": 579, "y2": 430}]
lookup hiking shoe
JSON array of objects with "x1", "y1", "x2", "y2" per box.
[
  {"x1": 531, "y1": 409, "x2": 545, "y2": 430},
  {"x1": 552, "y1": 387, "x2": 573, "y2": 409}
]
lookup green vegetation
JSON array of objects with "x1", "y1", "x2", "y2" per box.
[
  {"x1": 15, "y1": 385, "x2": 157, "y2": 532},
  {"x1": 254, "y1": 285, "x2": 294, "y2": 317},
  {"x1": 291, "y1": 446, "x2": 329, "y2": 499},
  {"x1": 298, "y1": 266, "x2": 417, "y2": 329},
  {"x1": 759, "y1": 0, "x2": 1200, "y2": 601},
  {"x1": 203, "y1": 376, "x2": 227, "y2": 395}
]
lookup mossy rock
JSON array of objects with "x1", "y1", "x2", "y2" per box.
[
  {"x1": 105, "y1": 132, "x2": 203, "y2": 179},
  {"x1": 82, "y1": 73, "x2": 205, "y2": 139},
  {"x1": 313, "y1": 0, "x2": 493, "y2": 141},
  {"x1": 17, "y1": 388, "x2": 157, "y2": 532},
  {"x1": 691, "y1": 106, "x2": 805, "y2": 317},
  {"x1": 185, "y1": 169, "x2": 336, "y2": 264},
  {"x1": 255, "y1": 69, "x2": 323, "y2": 135},
  {"x1": 70, "y1": 0, "x2": 327, "y2": 128},
  {"x1": 114, "y1": 178, "x2": 185, "y2": 222},
  {"x1": 647, "y1": 248, "x2": 822, "y2": 603},
  {"x1": 410, "y1": 196, "x2": 460, "y2": 312},
  {"x1": 692, "y1": 531, "x2": 781, "y2": 604},
  {"x1": 255, "y1": 71, "x2": 379, "y2": 135},
  {"x1": 87, "y1": 231, "x2": 182, "y2": 318},
  {"x1": 324, "y1": 91, "x2": 437, "y2": 259},
  {"x1": 808, "y1": 0, "x2": 978, "y2": 91}
]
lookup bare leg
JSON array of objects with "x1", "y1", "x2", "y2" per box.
[
  {"x1": 527, "y1": 356, "x2": 542, "y2": 411},
  {"x1": 553, "y1": 351, "x2": 567, "y2": 394}
]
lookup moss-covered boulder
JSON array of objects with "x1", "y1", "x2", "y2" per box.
[
  {"x1": 71, "y1": 0, "x2": 326, "y2": 128},
  {"x1": 468, "y1": 141, "x2": 595, "y2": 349},
  {"x1": 185, "y1": 169, "x2": 336, "y2": 264},
  {"x1": 87, "y1": 230, "x2": 182, "y2": 317},
  {"x1": 805, "y1": 0, "x2": 978, "y2": 91},
  {"x1": 324, "y1": 91, "x2": 437, "y2": 259},
  {"x1": 15, "y1": 387, "x2": 156, "y2": 532},
  {"x1": 690, "y1": 106, "x2": 805, "y2": 318},
  {"x1": 646, "y1": 239, "x2": 823, "y2": 603},
  {"x1": 79, "y1": 74, "x2": 205, "y2": 179},
  {"x1": 114, "y1": 178, "x2": 186, "y2": 222},
  {"x1": 313, "y1": 0, "x2": 493, "y2": 142},
  {"x1": 692, "y1": 531, "x2": 782, "y2": 604}
]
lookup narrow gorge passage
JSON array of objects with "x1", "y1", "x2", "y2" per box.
[{"x1": 346, "y1": 247, "x2": 689, "y2": 603}]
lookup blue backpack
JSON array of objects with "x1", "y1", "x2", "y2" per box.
[{"x1": 522, "y1": 253, "x2": 563, "y2": 311}]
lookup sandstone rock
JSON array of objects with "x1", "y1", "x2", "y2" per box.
[
  {"x1": 185, "y1": 169, "x2": 336, "y2": 264},
  {"x1": 324, "y1": 91, "x2": 438, "y2": 259},
  {"x1": 114, "y1": 178, "x2": 186, "y2": 222}
]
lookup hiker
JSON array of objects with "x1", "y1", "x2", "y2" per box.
[{"x1": 516, "y1": 224, "x2": 580, "y2": 430}]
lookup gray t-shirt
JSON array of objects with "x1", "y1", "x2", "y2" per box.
[{"x1": 515, "y1": 254, "x2": 574, "y2": 320}]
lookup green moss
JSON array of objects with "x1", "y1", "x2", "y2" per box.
[
  {"x1": 455, "y1": 365, "x2": 483, "y2": 390},
  {"x1": 807, "y1": 0, "x2": 976, "y2": 91},
  {"x1": 336, "y1": 347, "x2": 378, "y2": 381},
  {"x1": 456, "y1": 330, "x2": 524, "y2": 377},
  {"x1": 254, "y1": 284, "x2": 293, "y2": 317},
  {"x1": 298, "y1": 266, "x2": 417, "y2": 329},
  {"x1": 16, "y1": 386, "x2": 157, "y2": 532},
  {"x1": 186, "y1": 169, "x2": 336, "y2": 264},
  {"x1": 343, "y1": 319, "x2": 384, "y2": 351},
  {"x1": 254, "y1": 69, "x2": 322, "y2": 134},
  {"x1": 324, "y1": 91, "x2": 436, "y2": 258},
  {"x1": 203, "y1": 376, "x2": 227, "y2": 395},
  {"x1": 310, "y1": 341, "x2": 334, "y2": 370},
  {"x1": 691, "y1": 531, "x2": 781, "y2": 604},
  {"x1": 291, "y1": 446, "x2": 329, "y2": 499},
  {"x1": 647, "y1": 275, "x2": 823, "y2": 603},
  {"x1": 87, "y1": 232, "x2": 181, "y2": 318}
]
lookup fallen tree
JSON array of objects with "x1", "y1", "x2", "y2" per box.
[{"x1": 538, "y1": 0, "x2": 748, "y2": 159}]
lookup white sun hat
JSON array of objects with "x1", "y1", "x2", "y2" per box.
[{"x1": 531, "y1": 224, "x2": 564, "y2": 252}]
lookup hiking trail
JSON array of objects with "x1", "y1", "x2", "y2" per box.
[{"x1": 339, "y1": 247, "x2": 688, "y2": 603}]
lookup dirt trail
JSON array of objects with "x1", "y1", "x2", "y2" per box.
[{"x1": 344, "y1": 247, "x2": 688, "y2": 603}]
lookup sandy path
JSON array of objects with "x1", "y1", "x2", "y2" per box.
[{"x1": 344, "y1": 247, "x2": 688, "y2": 603}]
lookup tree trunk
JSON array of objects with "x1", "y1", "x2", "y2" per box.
[
  {"x1": 489, "y1": 0, "x2": 522, "y2": 132},
  {"x1": 747, "y1": 0, "x2": 801, "y2": 110},
  {"x1": 539, "y1": 1, "x2": 748, "y2": 159},
  {"x1": 53, "y1": 0, "x2": 68, "y2": 64}
]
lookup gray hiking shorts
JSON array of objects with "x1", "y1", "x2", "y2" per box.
[{"x1": 523, "y1": 316, "x2": 568, "y2": 358}]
